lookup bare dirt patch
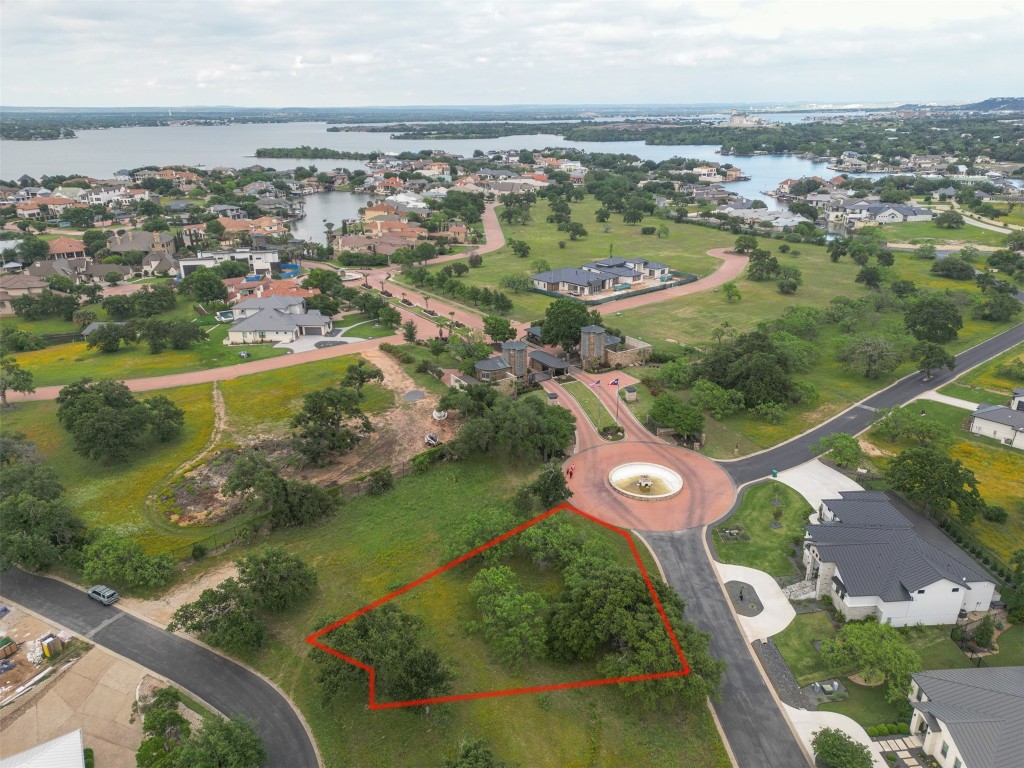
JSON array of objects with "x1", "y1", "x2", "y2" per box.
[
  {"x1": 858, "y1": 437, "x2": 891, "y2": 458},
  {"x1": 118, "y1": 561, "x2": 239, "y2": 626}
]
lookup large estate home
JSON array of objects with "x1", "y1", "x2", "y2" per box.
[
  {"x1": 532, "y1": 257, "x2": 670, "y2": 297},
  {"x1": 802, "y1": 491, "x2": 995, "y2": 626},
  {"x1": 225, "y1": 296, "x2": 331, "y2": 345},
  {"x1": 177, "y1": 248, "x2": 281, "y2": 278},
  {"x1": 909, "y1": 667, "x2": 1023, "y2": 768}
]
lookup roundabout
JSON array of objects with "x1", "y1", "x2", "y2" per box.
[{"x1": 608, "y1": 462, "x2": 683, "y2": 501}]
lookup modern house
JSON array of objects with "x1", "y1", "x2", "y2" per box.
[
  {"x1": 532, "y1": 257, "x2": 670, "y2": 297},
  {"x1": 802, "y1": 491, "x2": 995, "y2": 626},
  {"x1": 178, "y1": 248, "x2": 281, "y2": 278},
  {"x1": 106, "y1": 230, "x2": 177, "y2": 258},
  {"x1": 967, "y1": 390, "x2": 1024, "y2": 450},
  {"x1": 225, "y1": 296, "x2": 331, "y2": 345},
  {"x1": 909, "y1": 667, "x2": 1024, "y2": 768}
]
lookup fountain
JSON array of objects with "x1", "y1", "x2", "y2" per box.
[{"x1": 608, "y1": 462, "x2": 683, "y2": 502}]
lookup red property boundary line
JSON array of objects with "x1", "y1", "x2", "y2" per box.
[{"x1": 305, "y1": 502, "x2": 690, "y2": 710}]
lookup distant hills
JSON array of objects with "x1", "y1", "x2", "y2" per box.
[{"x1": 898, "y1": 97, "x2": 1024, "y2": 113}]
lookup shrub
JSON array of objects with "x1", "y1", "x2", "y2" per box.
[
  {"x1": 191, "y1": 543, "x2": 207, "y2": 560},
  {"x1": 415, "y1": 359, "x2": 430, "y2": 373},
  {"x1": 982, "y1": 505, "x2": 1008, "y2": 523},
  {"x1": 898, "y1": 723, "x2": 909, "y2": 735},
  {"x1": 887, "y1": 724, "x2": 901, "y2": 735},
  {"x1": 866, "y1": 726, "x2": 879, "y2": 737},
  {"x1": 886, "y1": 753, "x2": 897, "y2": 763},
  {"x1": 366, "y1": 468, "x2": 394, "y2": 496}
]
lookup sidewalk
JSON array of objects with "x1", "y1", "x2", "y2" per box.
[
  {"x1": 914, "y1": 391, "x2": 977, "y2": 411},
  {"x1": 712, "y1": 562, "x2": 796, "y2": 641},
  {"x1": 784, "y1": 704, "x2": 887, "y2": 768}
]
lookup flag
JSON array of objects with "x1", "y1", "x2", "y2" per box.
[
  {"x1": 609, "y1": 378, "x2": 619, "y2": 386},
  {"x1": 589, "y1": 380, "x2": 601, "y2": 387}
]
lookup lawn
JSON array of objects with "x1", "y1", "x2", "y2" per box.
[
  {"x1": 238, "y1": 458, "x2": 729, "y2": 768},
  {"x1": 395, "y1": 196, "x2": 725, "y2": 322},
  {"x1": 863, "y1": 400, "x2": 1024, "y2": 561},
  {"x1": 772, "y1": 611, "x2": 839, "y2": 686},
  {"x1": 0, "y1": 383, "x2": 220, "y2": 553},
  {"x1": 219, "y1": 355, "x2": 394, "y2": 435},
  {"x1": 380, "y1": 342, "x2": 463, "y2": 396},
  {"x1": 940, "y1": 342, "x2": 1023, "y2": 398},
  {"x1": 0, "y1": 294, "x2": 202, "y2": 338},
  {"x1": 819, "y1": 681, "x2": 899, "y2": 728},
  {"x1": 936, "y1": 383, "x2": 1009, "y2": 406},
  {"x1": 562, "y1": 379, "x2": 618, "y2": 432},
  {"x1": 11, "y1": 329, "x2": 284, "y2": 388},
  {"x1": 985, "y1": 203, "x2": 1024, "y2": 228},
  {"x1": 880, "y1": 220, "x2": 1010, "y2": 247},
  {"x1": 712, "y1": 481, "x2": 812, "y2": 577}
]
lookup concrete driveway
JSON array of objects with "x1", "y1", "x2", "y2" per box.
[
  {"x1": 775, "y1": 460, "x2": 864, "y2": 515},
  {"x1": 713, "y1": 562, "x2": 796, "y2": 642}
]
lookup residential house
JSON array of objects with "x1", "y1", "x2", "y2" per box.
[
  {"x1": 225, "y1": 296, "x2": 331, "y2": 344},
  {"x1": 86, "y1": 185, "x2": 130, "y2": 206},
  {"x1": 47, "y1": 237, "x2": 86, "y2": 259},
  {"x1": 223, "y1": 276, "x2": 318, "y2": 304},
  {"x1": 106, "y1": 230, "x2": 177, "y2": 258},
  {"x1": 967, "y1": 390, "x2": 1024, "y2": 449},
  {"x1": 0, "y1": 273, "x2": 49, "y2": 315},
  {"x1": 532, "y1": 257, "x2": 670, "y2": 297},
  {"x1": 15, "y1": 196, "x2": 85, "y2": 219},
  {"x1": 802, "y1": 491, "x2": 995, "y2": 626},
  {"x1": 178, "y1": 248, "x2": 280, "y2": 278},
  {"x1": 909, "y1": 667, "x2": 1023, "y2": 768}
]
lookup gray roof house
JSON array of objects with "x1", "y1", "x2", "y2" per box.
[
  {"x1": 803, "y1": 491, "x2": 994, "y2": 626},
  {"x1": 909, "y1": 667, "x2": 1024, "y2": 768},
  {"x1": 226, "y1": 296, "x2": 331, "y2": 345},
  {"x1": 968, "y1": 403, "x2": 1024, "y2": 449}
]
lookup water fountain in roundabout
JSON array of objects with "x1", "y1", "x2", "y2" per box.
[{"x1": 608, "y1": 462, "x2": 683, "y2": 502}]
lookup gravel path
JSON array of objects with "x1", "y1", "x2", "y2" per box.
[{"x1": 753, "y1": 638, "x2": 806, "y2": 710}]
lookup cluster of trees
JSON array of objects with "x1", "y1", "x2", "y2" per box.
[
  {"x1": 540, "y1": 297, "x2": 603, "y2": 353},
  {"x1": 0, "y1": 356, "x2": 35, "y2": 406},
  {"x1": 446, "y1": 507, "x2": 724, "y2": 708},
  {"x1": 402, "y1": 264, "x2": 514, "y2": 314},
  {"x1": 11, "y1": 288, "x2": 82, "y2": 321},
  {"x1": 177, "y1": 267, "x2": 231, "y2": 303},
  {"x1": 821, "y1": 620, "x2": 922, "y2": 705},
  {"x1": 223, "y1": 450, "x2": 339, "y2": 528},
  {"x1": 885, "y1": 445, "x2": 996, "y2": 525},
  {"x1": 136, "y1": 686, "x2": 266, "y2": 768},
  {"x1": 82, "y1": 534, "x2": 176, "y2": 590},
  {"x1": 540, "y1": 183, "x2": 589, "y2": 240},
  {"x1": 735, "y1": 236, "x2": 803, "y2": 293},
  {"x1": 290, "y1": 361, "x2": 380, "y2": 466},
  {"x1": 497, "y1": 192, "x2": 535, "y2": 225},
  {"x1": 443, "y1": 388, "x2": 576, "y2": 462},
  {"x1": 56, "y1": 379, "x2": 185, "y2": 463},
  {"x1": 102, "y1": 284, "x2": 177, "y2": 320},
  {"x1": 168, "y1": 547, "x2": 318, "y2": 653}
]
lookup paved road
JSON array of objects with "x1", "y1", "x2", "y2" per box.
[
  {"x1": 720, "y1": 319, "x2": 1024, "y2": 485},
  {"x1": 641, "y1": 528, "x2": 811, "y2": 768},
  {"x1": 0, "y1": 569, "x2": 319, "y2": 768}
]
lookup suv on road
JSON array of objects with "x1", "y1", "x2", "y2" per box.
[{"x1": 88, "y1": 585, "x2": 119, "y2": 605}]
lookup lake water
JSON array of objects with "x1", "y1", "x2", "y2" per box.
[
  {"x1": 0, "y1": 120, "x2": 886, "y2": 216},
  {"x1": 290, "y1": 191, "x2": 373, "y2": 243}
]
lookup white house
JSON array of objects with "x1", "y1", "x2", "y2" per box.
[
  {"x1": 967, "y1": 389, "x2": 1024, "y2": 449},
  {"x1": 226, "y1": 296, "x2": 331, "y2": 345},
  {"x1": 909, "y1": 667, "x2": 1023, "y2": 768},
  {"x1": 803, "y1": 492, "x2": 995, "y2": 627},
  {"x1": 178, "y1": 248, "x2": 280, "y2": 278}
]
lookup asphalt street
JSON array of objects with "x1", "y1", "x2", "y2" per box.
[
  {"x1": 720, "y1": 319, "x2": 1024, "y2": 485},
  {"x1": 642, "y1": 528, "x2": 812, "y2": 768},
  {"x1": 0, "y1": 569, "x2": 318, "y2": 768}
]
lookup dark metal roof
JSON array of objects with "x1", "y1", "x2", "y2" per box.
[
  {"x1": 529, "y1": 350, "x2": 568, "y2": 369},
  {"x1": 475, "y1": 356, "x2": 511, "y2": 372},
  {"x1": 972, "y1": 404, "x2": 1024, "y2": 430}
]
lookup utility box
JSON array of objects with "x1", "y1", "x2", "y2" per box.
[
  {"x1": 624, "y1": 386, "x2": 637, "y2": 403},
  {"x1": 39, "y1": 633, "x2": 63, "y2": 659},
  {"x1": 0, "y1": 636, "x2": 17, "y2": 659}
]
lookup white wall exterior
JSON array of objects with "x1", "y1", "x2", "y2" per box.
[
  {"x1": 830, "y1": 574, "x2": 996, "y2": 628},
  {"x1": 909, "y1": 685, "x2": 969, "y2": 768},
  {"x1": 179, "y1": 249, "x2": 280, "y2": 278},
  {"x1": 226, "y1": 328, "x2": 296, "y2": 345},
  {"x1": 970, "y1": 416, "x2": 1024, "y2": 449}
]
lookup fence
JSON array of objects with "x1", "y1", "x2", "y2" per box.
[{"x1": 164, "y1": 514, "x2": 270, "y2": 560}]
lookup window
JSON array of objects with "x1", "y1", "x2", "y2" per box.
[
  {"x1": 917, "y1": 589, "x2": 926, "y2": 594},
  {"x1": 941, "y1": 743, "x2": 948, "y2": 757},
  {"x1": 953, "y1": 759, "x2": 962, "y2": 768},
  {"x1": 916, "y1": 688, "x2": 924, "y2": 701},
  {"x1": 952, "y1": 587, "x2": 960, "y2": 593}
]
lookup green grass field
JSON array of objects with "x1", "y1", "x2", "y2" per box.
[
  {"x1": 712, "y1": 481, "x2": 812, "y2": 576},
  {"x1": 863, "y1": 400, "x2": 1024, "y2": 561},
  {"x1": 219, "y1": 355, "x2": 394, "y2": 434},
  {"x1": 395, "y1": 197, "x2": 725, "y2": 322},
  {"x1": 940, "y1": 342, "x2": 1023, "y2": 399},
  {"x1": 1, "y1": 295, "x2": 202, "y2": 337},
  {"x1": 239, "y1": 458, "x2": 729, "y2": 768},
  {"x1": 0, "y1": 384, "x2": 219, "y2": 553},
  {"x1": 880, "y1": 220, "x2": 1010, "y2": 247},
  {"x1": 562, "y1": 380, "x2": 618, "y2": 432}
]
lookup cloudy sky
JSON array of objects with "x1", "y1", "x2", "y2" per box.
[{"x1": 2, "y1": 0, "x2": 1022, "y2": 108}]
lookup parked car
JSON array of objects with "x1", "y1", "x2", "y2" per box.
[{"x1": 87, "y1": 585, "x2": 119, "y2": 605}]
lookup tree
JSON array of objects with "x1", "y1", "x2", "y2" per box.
[
  {"x1": 746, "y1": 249, "x2": 781, "y2": 281},
  {"x1": 872, "y1": 406, "x2": 953, "y2": 448},
  {"x1": 170, "y1": 716, "x2": 267, "y2": 768},
  {"x1": 821, "y1": 620, "x2": 921, "y2": 704},
  {"x1": 930, "y1": 257, "x2": 975, "y2": 280},
  {"x1": 811, "y1": 728, "x2": 872, "y2": 768},
  {"x1": 649, "y1": 394, "x2": 704, "y2": 441},
  {"x1": 733, "y1": 234, "x2": 758, "y2": 253},
  {"x1": 467, "y1": 252, "x2": 483, "y2": 268},
  {"x1": 72, "y1": 308, "x2": 98, "y2": 329},
  {"x1": 82, "y1": 228, "x2": 108, "y2": 257},
  {"x1": 973, "y1": 614, "x2": 995, "y2": 648},
  {"x1": 837, "y1": 334, "x2": 907, "y2": 379},
  {"x1": 776, "y1": 264, "x2": 802, "y2": 294},
  {"x1": 0, "y1": 357, "x2": 34, "y2": 407},
  {"x1": 86, "y1": 322, "x2": 130, "y2": 353},
  {"x1": 541, "y1": 298, "x2": 597, "y2": 352},
  {"x1": 622, "y1": 209, "x2": 644, "y2": 225},
  {"x1": 721, "y1": 280, "x2": 741, "y2": 302},
  {"x1": 451, "y1": 262, "x2": 469, "y2": 277},
  {"x1": 809, "y1": 433, "x2": 865, "y2": 469},
  {"x1": 482, "y1": 315, "x2": 515, "y2": 344},
  {"x1": 855, "y1": 265, "x2": 883, "y2": 290},
  {"x1": 444, "y1": 740, "x2": 507, "y2": 768},
  {"x1": 508, "y1": 239, "x2": 531, "y2": 258},
  {"x1": 564, "y1": 221, "x2": 588, "y2": 240},
  {"x1": 146, "y1": 394, "x2": 186, "y2": 441},
  {"x1": 469, "y1": 566, "x2": 548, "y2": 668},
  {"x1": 104, "y1": 270, "x2": 124, "y2": 285},
  {"x1": 499, "y1": 273, "x2": 532, "y2": 294},
  {"x1": 236, "y1": 546, "x2": 318, "y2": 613},
  {"x1": 914, "y1": 341, "x2": 956, "y2": 380},
  {"x1": 178, "y1": 267, "x2": 228, "y2": 303},
  {"x1": 455, "y1": 395, "x2": 575, "y2": 462},
  {"x1": 527, "y1": 461, "x2": 573, "y2": 508},
  {"x1": 401, "y1": 319, "x2": 417, "y2": 342},
  {"x1": 972, "y1": 292, "x2": 1023, "y2": 322},
  {"x1": 886, "y1": 446, "x2": 983, "y2": 522},
  {"x1": 291, "y1": 385, "x2": 370, "y2": 466},
  {"x1": 914, "y1": 242, "x2": 937, "y2": 260},
  {"x1": 689, "y1": 379, "x2": 744, "y2": 419},
  {"x1": 904, "y1": 294, "x2": 963, "y2": 344},
  {"x1": 891, "y1": 279, "x2": 918, "y2": 298},
  {"x1": 377, "y1": 304, "x2": 401, "y2": 327},
  {"x1": 936, "y1": 210, "x2": 965, "y2": 229},
  {"x1": 82, "y1": 534, "x2": 175, "y2": 590},
  {"x1": 168, "y1": 578, "x2": 267, "y2": 652},
  {"x1": 15, "y1": 235, "x2": 49, "y2": 263},
  {"x1": 205, "y1": 219, "x2": 226, "y2": 238},
  {"x1": 341, "y1": 359, "x2": 384, "y2": 394}
]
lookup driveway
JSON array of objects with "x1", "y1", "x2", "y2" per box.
[
  {"x1": 0, "y1": 569, "x2": 320, "y2": 768},
  {"x1": 776, "y1": 459, "x2": 864, "y2": 514}
]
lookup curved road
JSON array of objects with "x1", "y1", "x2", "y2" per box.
[{"x1": 0, "y1": 569, "x2": 319, "y2": 768}]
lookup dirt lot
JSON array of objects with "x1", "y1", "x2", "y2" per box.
[
  {"x1": 0, "y1": 607, "x2": 145, "y2": 767},
  {"x1": 118, "y1": 561, "x2": 239, "y2": 626}
]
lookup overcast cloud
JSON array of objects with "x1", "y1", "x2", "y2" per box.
[{"x1": 1, "y1": 0, "x2": 1022, "y2": 107}]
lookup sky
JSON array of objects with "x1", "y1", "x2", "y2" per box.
[{"x1": 1, "y1": 0, "x2": 1022, "y2": 108}]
